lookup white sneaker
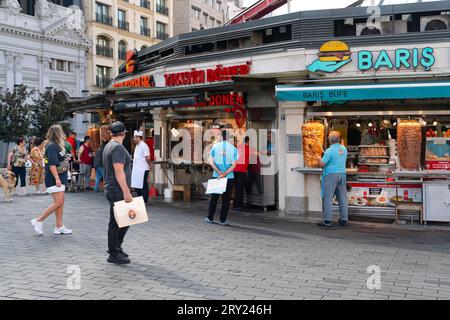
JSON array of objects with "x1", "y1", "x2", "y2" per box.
[
  {"x1": 54, "y1": 226, "x2": 72, "y2": 235},
  {"x1": 31, "y1": 218, "x2": 44, "y2": 235}
]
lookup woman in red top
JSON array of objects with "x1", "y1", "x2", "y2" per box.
[
  {"x1": 78, "y1": 136, "x2": 94, "y2": 190},
  {"x1": 233, "y1": 136, "x2": 250, "y2": 210}
]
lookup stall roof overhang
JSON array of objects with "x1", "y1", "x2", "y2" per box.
[
  {"x1": 66, "y1": 94, "x2": 109, "y2": 113},
  {"x1": 105, "y1": 81, "x2": 236, "y2": 98},
  {"x1": 276, "y1": 81, "x2": 450, "y2": 102},
  {"x1": 232, "y1": 70, "x2": 310, "y2": 84}
]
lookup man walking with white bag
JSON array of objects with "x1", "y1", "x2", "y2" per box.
[
  {"x1": 103, "y1": 121, "x2": 133, "y2": 264},
  {"x1": 205, "y1": 130, "x2": 238, "y2": 226}
]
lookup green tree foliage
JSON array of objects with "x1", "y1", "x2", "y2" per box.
[
  {"x1": 0, "y1": 85, "x2": 34, "y2": 165},
  {"x1": 0, "y1": 85, "x2": 34, "y2": 143},
  {"x1": 30, "y1": 88, "x2": 71, "y2": 138}
]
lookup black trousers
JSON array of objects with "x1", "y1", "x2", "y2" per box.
[
  {"x1": 12, "y1": 166, "x2": 26, "y2": 187},
  {"x1": 208, "y1": 178, "x2": 234, "y2": 223},
  {"x1": 106, "y1": 188, "x2": 129, "y2": 255},
  {"x1": 135, "y1": 170, "x2": 149, "y2": 203},
  {"x1": 233, "y1": 172, "x2": 247, "y2": 208}
]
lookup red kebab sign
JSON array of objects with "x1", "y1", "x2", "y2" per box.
[{"x1": 164, "y1": 62, "x2": 251, "y2": 87}]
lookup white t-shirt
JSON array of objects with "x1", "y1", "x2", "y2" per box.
[{"x1": 133, "y1": 141, "x2": 150, "y2": 172}]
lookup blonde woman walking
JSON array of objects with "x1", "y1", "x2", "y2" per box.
[{"x1": 31, "y1": 125, "x2": 72, "y2": 235}]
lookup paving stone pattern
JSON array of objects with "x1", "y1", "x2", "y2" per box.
[{"x1": 1, "y1": 192, "x2": 450, "y2": 300}]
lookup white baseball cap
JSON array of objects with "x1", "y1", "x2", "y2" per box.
[{"x1": 133, "y1": 130, "x2": 144, "y2": 137}]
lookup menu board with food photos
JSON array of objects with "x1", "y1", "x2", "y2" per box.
[{"x1": 344, "y1": 183, "x2": 422, "y2": 207}]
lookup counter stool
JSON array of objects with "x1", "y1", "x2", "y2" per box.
[
  {"x1": 395, "y1": 203, "x2": 423, "y2": 225},
  {"x1": 173, "y1": 184, "x2": 191, "y2": 201}
]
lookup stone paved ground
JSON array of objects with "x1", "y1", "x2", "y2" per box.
[{"x1": 1, "y1": 191, "x2": 450, "y2": 300}]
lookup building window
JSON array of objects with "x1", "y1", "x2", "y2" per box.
[
  {"x1": 156, "y1": 0, "x2": 169, "y2": 16},
  {"x1": 141, "y1": 17, "x2": 151, "y2": 36},
  {"x1": 96, "y1": 65, "x2": 111, "y2": 88},
  {"x1": 191, "y1": 6, "x2": 201, "y2": 20},
  {"x1": 156, "y1": 21, "x2": 168, "y2": 40},
  {"x1": 95, "y1": 2, "x2": 112, "y2": 26},
  {"x1": 118, "y1": 10, "x2": 129, "y2": 31},
  {"x1": 68, "y1": 62, "x2": 75, "y2": 72},
  {"x1": 140, "y1": 0, "x2": 151, "y2": 9},
  {"x1": 217, "y1": 1, "x2": 221, "y2": 11},
  {"x1": 210, "y1": 17, "x2": 215, "y2": 28},
  {"x1": 56, "y1": 59, "x2": 65, "y2": 71},
  {"x1": 96, "y1": 36, "x2": 113, "y2": 57},
  {"x1": 217, "y1": 20, "x2": 221, "y2": 27},
  {"x1": 203, "y1": 13, "x2": 208, "y2": 25},
  {"x1": 207, "y1": 0, "x2": 213, "y2": 6},
  {"x1": 118, "y1": 40, "x2": 127, "y2": 60}
]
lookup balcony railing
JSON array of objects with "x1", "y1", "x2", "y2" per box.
[
  {"x1": 141, "y1": 27, "x2": 151, "y2": 37},
  {"x1": 118, "y1": 20, "x2": 129, "y2": 31},
  {"x1": 156, "y1": 4, "x2": 169, "y2": 16},
  {"x1": 140, "y1": 0, "x2": 151, "y2": 8},
  {"x1": 96, "y1": 76, "x2": 111, "y2": 88},
  {"x1": 96, "y1": 45, "x2": 113, "y2": 58},
  {"x1": 95, "y1": 13, "x2": 113, "y2": 26},
  {"x1": 156, "y1": 31, "x2": 169, "y2": 40}
]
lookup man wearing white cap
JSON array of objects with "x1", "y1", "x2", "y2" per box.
[{"x1": 131, "y1": 130, "x2": 151, "y2": 204}]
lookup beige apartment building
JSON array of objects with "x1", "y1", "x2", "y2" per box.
[
  {"x1": 83, "y1": 0, "x2": 173, "y2": 94},
  {"x1": 173, "y1": 0, "x2": 233, "y2": 35}
]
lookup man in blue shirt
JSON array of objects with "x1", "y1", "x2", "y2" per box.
[
  {"x1": 205, "y1": 130, "x2": 239, "y2": 226},
  {"x1": 317, "y1": 131, "x2": 348, "y2": 228}
]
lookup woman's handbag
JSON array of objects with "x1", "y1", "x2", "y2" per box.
[{"x1": 57, "y1": 158, "x2": 70, "y2": 174}]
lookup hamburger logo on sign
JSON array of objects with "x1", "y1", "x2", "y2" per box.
[{"x1": 307, "y1": 40, "x2": 352, "y2": 73}]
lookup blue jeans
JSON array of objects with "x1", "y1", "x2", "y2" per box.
[
  {"x1": 94, "y1": 166, "x2": 104, "y2": 192},
  {"x1": 323, "y1": 173, "x2": 348, "y2": 223}
]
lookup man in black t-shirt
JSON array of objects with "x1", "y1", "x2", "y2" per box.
[{"x1": 103, "y1": 121, "x2": 132, "y2": 264}]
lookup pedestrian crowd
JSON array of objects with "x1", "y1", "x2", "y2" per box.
[{"x1": 2, "y1": 121, "x2": 349, "y2": 265}]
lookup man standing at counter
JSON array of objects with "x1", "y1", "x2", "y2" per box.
[
  {"x1": 205, "y1": 130, "x2": 239, "y2": 226},
  {"x1": 131, "y1": 130, "x2": 151, "y2": 204},
  {"x1": 317, "y1": 131, "x2": 348, "y2": 228}
]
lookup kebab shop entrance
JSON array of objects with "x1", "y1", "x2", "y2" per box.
[{"x1": 277, "y1": 80, "x2": 450, "y2": 224}]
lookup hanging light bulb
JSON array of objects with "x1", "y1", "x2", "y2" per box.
[
  {"x1": 391, "y1": 119, "x2": 397, "y2": 126},
  {"x1": 356, "y1": 122, "x2": 361, "y2": 128},
  {"x1": 433, "y1": 119, "x2": 438, "y2": 126},
  {"x1": 368, "y1": 120, "x2": 373, "y2": 127},
  {"x1": 422, "y1": 119, "x2": 427, "y2": 126}
]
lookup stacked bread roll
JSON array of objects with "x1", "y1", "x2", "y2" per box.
[
  {"x1": 397, "y1": 120, "x2": 422, "y2": 170},
  {"x1": 360, "y1": 145, "x2": 387, "y2": 156},
  {"x1": 302, "y1": 122, "x2": 325, "y2": 167}
]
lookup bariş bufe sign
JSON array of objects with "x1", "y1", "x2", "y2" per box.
[
  {"x1": 164, "y1": 62, "x2": 251, "y2": 87},
  {"x1": 307, "y1": 40, "x2": 436, "y2": 73}
]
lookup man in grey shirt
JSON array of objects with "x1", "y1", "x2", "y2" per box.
[{"x1": 103, "y1": 121, "x2": 133, "y2": 264}]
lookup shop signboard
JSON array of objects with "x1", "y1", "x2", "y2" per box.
[
  {"x1": 114, "y1": 97, "x2": 196, "y2": 110},
  {"x1": 306, "y1": 40, "x2": 435, "y2": 74},
  {"x1": 276, "y1": 81, "x2": 450, "y2": 102},
  {"x1": 346, "y1": 182, "x2": 422, "y2": 207},
  {"x1": 164, "y1": 62, "x2": 251, "y2": 87}
]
